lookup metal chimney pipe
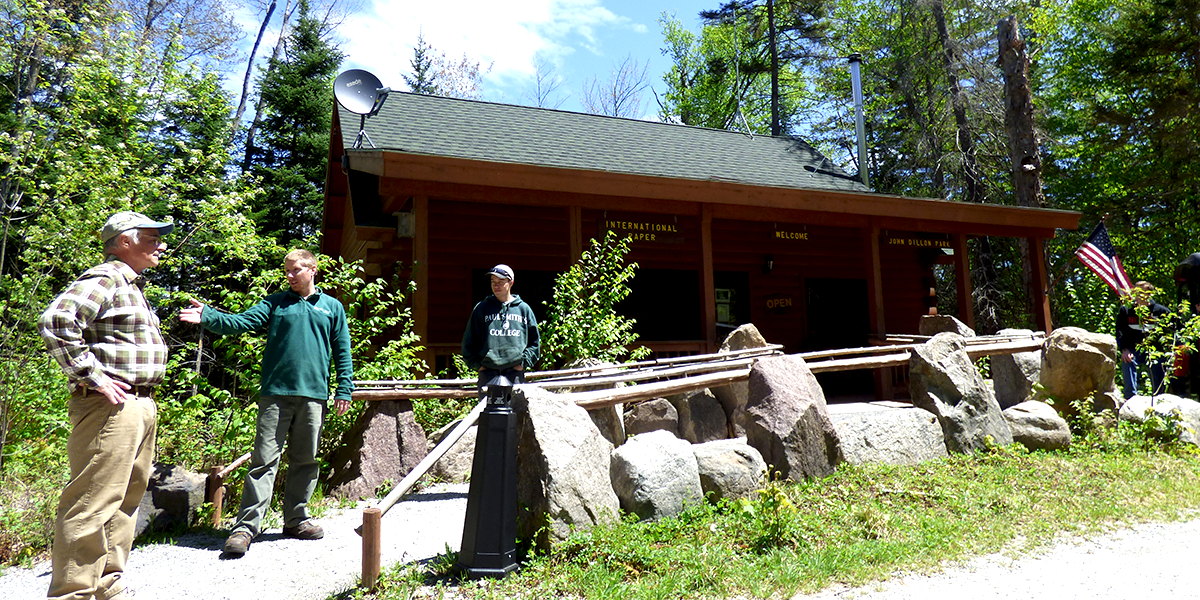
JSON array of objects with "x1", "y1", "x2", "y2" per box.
[{"x1": 848, "y1": 53, "x2": 869, "y2": 188}]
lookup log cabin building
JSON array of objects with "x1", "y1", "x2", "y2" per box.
[{"x1": 322, "y1": 92, "x2": 1080, "y2": 398}]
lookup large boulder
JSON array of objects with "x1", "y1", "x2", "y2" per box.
[
  {"x1": 743, "y1": 355, "x2": 842, "y2": 481},
  {"x1": 720, "y1": 323, "x2": 770, "y2": 352},
  {"x1": 919, "y1": 314, "x2": 976, "y2": 337},
  {"x1": 1119, "y1": 394, "x2": 1200, "y2": 445},
  {"x1": 829, "y1": 405, "x2": 949, "y2": 466},
  {"x1": 991, "y1": 328, "x2": 1043, "y2": 409},
  {"x1": 327, "y1": 399, "x2": 428, "y2": 499},
  {"x1": 1037, "y1": 327, "x2": 1120, "y2": 412},
  {"x1": 624, "y1": 398, "x2": 678, "y2": 437},
  {"x1": 564, "y1": 359, "x2": 628, "y2": 447},
  {"x1": 424, "y1": 418, "x2": 478, "y2": 483},
  {"x1": 136, "y1": 463, "x2": 206, "y2": 537},
  {"x1": 513, "y1": 386, "x2": 620, "y2": 549},
  {"x1": 610, "y1": 430, "x2": 704, "y2": 521},
  {"x1": 589, "y1": 405, "x2": 627, "y2": 448},
  {"x1": 909, "y1": 333, "x2": 1013, "y2": 453},
  {"x1": 669, "y1": 388, "x2": 728, "y2": 444},
  {"x1": 712, "y1": 324, "x2": 771, "y2": 436},
  {"x1": 1003, "y1": 400, "x2": 1072, "y2": 451},
  {"x1": 691, "y1": 437, "x2": 766, "y2": 502}
]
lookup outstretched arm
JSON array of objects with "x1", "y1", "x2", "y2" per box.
[{"x1": 179, "y1": 298, "x2": 204, "y2": 324}]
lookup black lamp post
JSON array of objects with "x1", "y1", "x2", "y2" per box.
[{"x1": 455, "y1": 373, "x2": 519, "y2": 578}]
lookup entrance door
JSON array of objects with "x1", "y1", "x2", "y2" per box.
[{"x1": 805, "y1": 278, "x2": 874, "y2": 398}]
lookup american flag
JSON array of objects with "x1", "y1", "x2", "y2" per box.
[{"x1": 1075, "y1": 222, "x2": 1132, "y2": 295}]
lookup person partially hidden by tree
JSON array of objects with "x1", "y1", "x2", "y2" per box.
[
  {"x1": 179, "y1": 249, "x2": 353, "y2": 557},
  {"x1": 1116, "y1": 280, "x2": 1170, "y2": 399},
  {"x1": 39, "y1": 211, "x2": 174, "y2": 600},
  {"x1": 461, "y1": 264, "x2": 540, "y2": 390}
]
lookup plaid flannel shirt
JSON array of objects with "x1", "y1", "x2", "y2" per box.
[{"x1": 39, "y1": 257, "x2": 167, "y2": 390}]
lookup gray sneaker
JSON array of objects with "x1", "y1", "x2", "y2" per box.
[
  {"x1": 223, "y1": 531, "x2": 252, "y2": 556},
  {"x1": 282, "y1": 519, "x2": 324, "y2": 540}
]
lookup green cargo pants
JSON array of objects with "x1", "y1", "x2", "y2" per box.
[{"x1": 230, "y1": 395, "x2": 326, "y2": 536}]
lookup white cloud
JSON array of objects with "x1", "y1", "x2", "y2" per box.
[{"x1": 336, "y1": 0, "x2": 631, "y2": 91}]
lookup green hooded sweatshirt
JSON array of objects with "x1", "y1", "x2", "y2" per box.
[{"x1": 461, "y1": 294, "x2": 540, "y2": 371}]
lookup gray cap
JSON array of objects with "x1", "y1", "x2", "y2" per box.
[
  {"x1": 101, "y1": 211, "x2": 174, "y2": 243},
  {"x1": 488, "y1": 264, "x2": 514, "y2": 280}
]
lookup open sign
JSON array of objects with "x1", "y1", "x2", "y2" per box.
[{"x1": 764, "y1": 294, "x2": 794, "y2": 314}]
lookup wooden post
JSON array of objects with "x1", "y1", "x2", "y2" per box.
[
  {"x1": 1029, "y1": 236, "x2": 1052, "y2": 333},
  {"x1": 413, "y1": 195, "x2": 430, "y2": 368},
  {"x1": 700, "y1": 204, "x2": 717, "y2": 352},
  {"x1": 362, "y1": 508, "x2": 382, "y2": 590},
  {"x1": 864, "y1": 220, "x2": 892, "y2": 400},
  {"x1": 569, "y1": 205, "x2": 583, "y2": 265},
  {"x1": 953, "y1": 232, "x2": 975, "y2": 331},
  {"x1": 207, "y1": 465, "x2": 224, "y2": 528}
]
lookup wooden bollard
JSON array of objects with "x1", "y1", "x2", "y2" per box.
[
  {"x1": 362, "y1": 508, "x2": 382, "y2": 590},
  {"x1": 207, "y1": 465, "x2": 225, "y2": 528}
]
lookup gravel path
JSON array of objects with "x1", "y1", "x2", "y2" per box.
[
  {"x1": 5, "y1": 499, "x2": 1200, "y2": 600},
  {"x1": 794, "y1": 518, "x2": 1200, "y2": 600},
  {"x1": 0, "y1": 483, "x2": 468, "y2": 600}
]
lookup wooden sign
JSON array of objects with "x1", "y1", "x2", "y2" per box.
[
  {"x1": 772, "y1": 229, "x2": 809, "y2": 241},
  {"x1": 764, "y1": 293, "x2": 795, "y2": 315},
  {"x1": 883, "y1": 232, "x2": 951, "y2": 249},
  {"x1": 601, "y1": 218, "x2": 684, "y2": 244}
]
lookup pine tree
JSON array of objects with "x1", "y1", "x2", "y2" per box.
[
  {"x1": 248, "y1": 0, "x2": 344, "y2": 247},
  {"x1": 402, "y1": 32, "x2": 439, "y2": 95}
]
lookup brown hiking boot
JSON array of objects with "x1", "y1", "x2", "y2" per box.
[
  {"x1": 223, "y1": 531, "x2": 252, "y2": 556},
  {"x1": 282, "y1": 519, "x2": 324, "y2": 540}
]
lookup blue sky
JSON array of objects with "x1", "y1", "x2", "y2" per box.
[{"x1": 314, "y1": 0, "x2": 714, "y2": 117}]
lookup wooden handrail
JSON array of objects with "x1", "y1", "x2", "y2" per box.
[{"x1": 216, "y1": 452, "x2": 252, "y2": 480}]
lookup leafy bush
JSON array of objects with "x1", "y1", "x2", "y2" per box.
[{"x1": 539, "y1": 232, "x2": 651, "y2": 369}]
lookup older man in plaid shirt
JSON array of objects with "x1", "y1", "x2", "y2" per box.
[{"x1": 39, "y1": 211, "x2": 173, "y2": 600}]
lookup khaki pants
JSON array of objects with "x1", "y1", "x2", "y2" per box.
[
  {"x1": 231, "y1": 396, "x2": 325, "y2": 536},
  {"x1": 49, "y1": 391, "x2": 156, "y2": 600}
]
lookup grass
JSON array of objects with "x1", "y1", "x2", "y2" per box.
[{"x1": 333, "y1": 438, "x2": 1200, "y2": 600}]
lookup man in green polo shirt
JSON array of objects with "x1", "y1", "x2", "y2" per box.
[{"x1": 180, "y1": 249, "x2": 353, "y2": 557}]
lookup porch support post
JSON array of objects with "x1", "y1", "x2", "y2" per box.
[
  {"x1": 413, "y1": 195, "x2": 430, "y2": 367},
  {"x1": 865, "y1": 220, "x2": 892, "y2": 400},
  {"x1": 1029, "y1": 236, "x2": 1052, "y2": 333},
  {"x1": 569, "y1": 205, "x2": 583, "y2": 264},
  {"x1": 953, "y1": 233, "x2": 975, "y2": 331},
  {"x1": 701, "y1": 204, "x2": 717, "y2": 352}
]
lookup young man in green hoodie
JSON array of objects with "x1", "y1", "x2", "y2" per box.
[
  {"x1": 179, "y1": 249, "x2": 353, "y2": 556},
  {"x1": 461, "y1": 264, "x2": 540, "y2": 387}
]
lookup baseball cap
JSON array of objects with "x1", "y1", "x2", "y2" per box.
[
  {"x1": 488, "y1": 264, "x2": 514, "y2": 280},
  {"x1": 101, "y1": 211, "x2": 174, "y2": 243}
]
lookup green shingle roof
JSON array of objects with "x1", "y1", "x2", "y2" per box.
[{"x1": 339, "y1": 92, "x2": 871, "y2": 194}]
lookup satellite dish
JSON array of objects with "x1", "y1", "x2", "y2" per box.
[{"x1": 334, "y1": 69, "x2": 390, "y2": 148}]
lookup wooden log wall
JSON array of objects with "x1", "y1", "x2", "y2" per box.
[
  {"x1": 712, "y1": 219, "x2": 866, "y2": 353},
  {"x1": 426, "y1": 199, "x2": 571, "y2": 345},
  {"x1": 880, "y1": 244, "x2": 937, "y2": 336}
]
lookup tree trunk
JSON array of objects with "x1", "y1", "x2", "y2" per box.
[
  {"x1": 768, "y1": 0, "x2": 780, "y2": 136},
  {"x1": 933, "y1": 0, "x2": 998, "y2": 331},
  {"x1": 998, "y1": 16, "x2": 1047, "y2": 326},
  {"x1": 235, "y1": 0, "x2": 277, "y2": 125},
  {"x1": 243, "y1": 0, "x2": 296, "y2": 172}
]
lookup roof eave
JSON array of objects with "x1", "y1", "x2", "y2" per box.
[{"x1": 342, "y1": 148, "x2": 1081, "y2": 235}]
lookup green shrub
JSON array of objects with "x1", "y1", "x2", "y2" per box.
[{"x1": 539, "y1": 231, "x2": 651, "y2": 369}]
